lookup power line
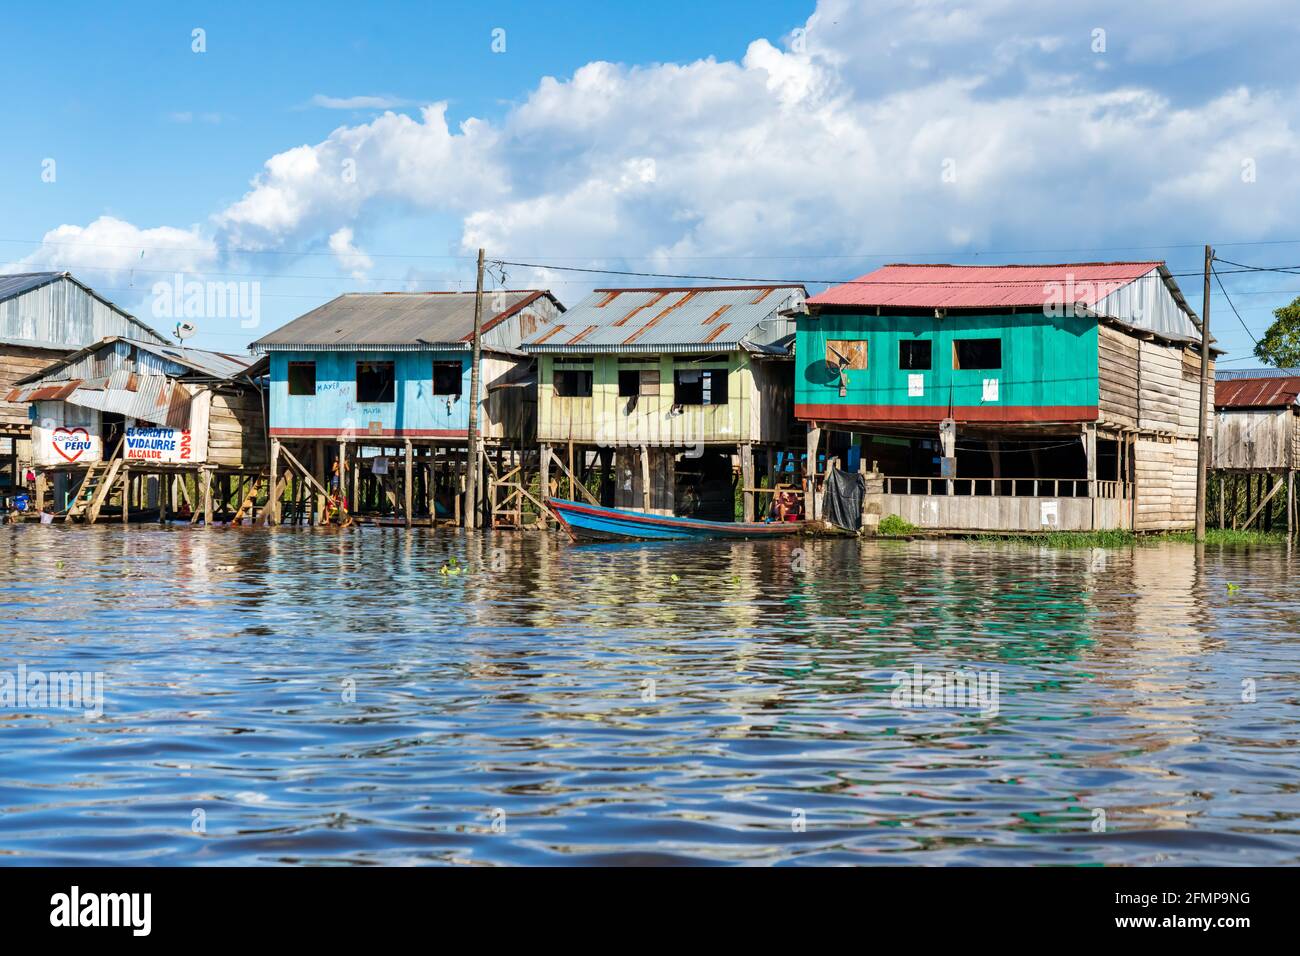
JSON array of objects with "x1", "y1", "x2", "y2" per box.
[{"x1": 490, "y1": 258, "x2": 1272, "y2": 286}]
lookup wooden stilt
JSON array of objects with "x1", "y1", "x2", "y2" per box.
[
  {"x1": 403, "y1": 438, "x2": 413, "y2": 528},
  {"x1": 741, "y1": 443, "x2": 755, "y2": 522},
  {"x1": 269, "y1": 437, "x2": 282, "y2": 524}
]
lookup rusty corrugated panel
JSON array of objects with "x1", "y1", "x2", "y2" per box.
[
  {"x1": 1215, "y1": 375, "x2": 1300, "y2": 408},
  {"x1": 612, "y1": 292, "x2": 669, "y2": 327},
  {"x1": 520, "y1": 285, "x2": 804, "y2": 353},
  {"x1": 702, "y1": 323, "x2": 731, "y2": 344},
  {"x1": 565, "y1": 325, "x2": 600, "y2": 344},
  {"x1": 530, "y1": 324, "x2": 567, "y2": 345}
]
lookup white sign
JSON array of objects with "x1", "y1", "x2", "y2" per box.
[
  {"x1": 31, "y1": 402, "x2": 102, "y2": 467},
  {"x1": 908, "y1": 374, "x2": 924, "y2": 397},
  {"x1": 1040, "y1": 500, "x2": 1059, "y2": 527},
  {"x1": 982, "y1": 378, "x2": 999, "y2": 402},
  {"x1": 125, "y1": 425, "x2": 195, "y2": 463}
]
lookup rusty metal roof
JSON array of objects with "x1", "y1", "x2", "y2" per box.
[
  {"x1": 1215, "y1": 375, "x2": 1300, "y2": 409},
  {"x1": 521, "y1": 285, "x2": 805, "y2": 354},
  {"x1": 250, "y1": 290, "x2": 561, "y2": 351}
]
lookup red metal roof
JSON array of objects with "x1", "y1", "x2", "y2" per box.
[
  {"x1": 1215, "y1": 376, "x2": 1300, "y2": 409},
  {"x1": 807, "y1": 262, "x2": 1163, "y2": 310}
]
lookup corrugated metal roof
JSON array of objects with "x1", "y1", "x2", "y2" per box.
[
  {"x1": 0, "y1": 271, "x2": 167, "y2": 345},
  {"x1": 250, "y1": 290, "x2": 559, "y2": 350},
  {"x1": 806, "y1": 261, "x2": 1203, "y2": 344},
  {"x1": 521, "y1": 285, "x2": 805, "y2": 354},
  {"x1": 1215, "y1": 375, "x2": 1300, "y2": 408},
  {"x1": 0, "y1": 272, "x2": 61, "y2": 302},
  {"x1": 807, "y1": 262, "x2": 1161, "y2": 309},
  {"x1": 1218, "y1": 366, "x2": 1300, "y2": 380},
  {"x1": 15, "y1": 336, "x2": 256, "y2": 386}
]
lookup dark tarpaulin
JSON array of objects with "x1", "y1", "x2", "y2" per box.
[{"x1": 822, "y1": 467, "x2": 866, "y2": 531}]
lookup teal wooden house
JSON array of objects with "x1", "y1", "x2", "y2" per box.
[
  {"x1": 249, "y1": 290, "x2": 562, "y2": 526},
  {"x1": 796, "y1": 262, "x2": 1213, "y2": 532}
]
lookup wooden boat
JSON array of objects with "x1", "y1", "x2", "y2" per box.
[{"x1": 547, "y1": 497, "x2": 803, "y2": 542}]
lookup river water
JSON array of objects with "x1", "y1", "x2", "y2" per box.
[{"x1": 1, "y1": 525, "x2": 1297, "y2": 865}]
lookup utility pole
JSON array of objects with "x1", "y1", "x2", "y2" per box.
[
  {"x1": 465, "y1": 248, "x2": 485, "y2": 530},
  {"x1": 1195, "y1": 244, "x2": 1213, "y2": 542}
]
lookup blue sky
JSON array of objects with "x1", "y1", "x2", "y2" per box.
[{"x1": 3, "y1": 0, "x2": 1300, "y2": 363}]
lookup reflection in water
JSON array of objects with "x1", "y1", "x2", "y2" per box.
[{"x1": 0, "y1": 526, "x2": 1298, "y2": 865}]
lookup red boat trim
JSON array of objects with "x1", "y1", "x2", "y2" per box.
[
  {"x1": 795, "y1": 403, "x2": 1098, "y2": 423},
  {"x1": 270, "y1": 427, "x2": 466, "y2": 438}
]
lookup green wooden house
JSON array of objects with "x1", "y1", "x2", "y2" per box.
[{"x1": 796, "y1": 262, "x2": 1213, "y2": 532}]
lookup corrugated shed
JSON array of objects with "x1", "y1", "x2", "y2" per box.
[
  {"x1": 1215, "y1": 376, "x2": 1300, "y2": 408},
  {"x1": 807, "y1": 262, "x2": 1202, "y2": 343},
  {"x1": 0, "y1": 272, "x2": 166, "y2": 347},
  {"x1": 16, "y1": 337, "x2": 256, "y2": 385},
  {"x1": 250, "y1": 290, "x2": 562, "y2": 351},
  {"x1": 521, "y1": 285, "x2": 805, "y2": 354}
]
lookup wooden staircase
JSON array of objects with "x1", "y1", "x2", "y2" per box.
[
  {"x1": 64, "y1": 437, "x2": 126, "y2": 524},
  {"x1": 227, "y1": 472, "x2": 268, "y2": 525}
]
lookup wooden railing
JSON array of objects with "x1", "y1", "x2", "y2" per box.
[{"x1": 882, "y1": 476, "x2": 1130, "y2": 499}]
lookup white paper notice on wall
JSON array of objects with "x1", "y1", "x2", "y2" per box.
[
  {"x1": 1040, "y1": 500, "x2": 1059, "y2": 527},
  {"x1": 908, "y1": 374, "x2": 924, "y2": 397},
  {"x1": 982, "y1": 378, "x2": 999, "y2": 402}
]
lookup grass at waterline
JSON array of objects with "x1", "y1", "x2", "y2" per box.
[{"x1": 959, "y1": 528, "x2": 1288, "y2": 548}]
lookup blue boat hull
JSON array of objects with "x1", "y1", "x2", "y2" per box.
[{"x1": 547, "y1": 498, "x2": 802, "y2": 542}]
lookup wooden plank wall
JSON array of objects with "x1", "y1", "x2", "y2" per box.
[
  {"x1": 876, "y1": 493, "x2": 1129, "y2": 531},
  {"x1": 748, "y1": 357, "x2": 792, "y2": 445},
  {"x1": 538, "y1": 354, "x2": 758, "y2": 447},
  {"x1": 206, "y1": 389, "x2": 268, "y2": 469},
  {"x1": 0, "y1": 345, "x2": 65, "y2": 427},
  {"x1": 1212, "y1": 408, "x2": 1291, "y2": 470},
  {"x1": 1134, "y1": 436, "x2": 1197, "y2": 530},
  {"x1": 1137, "y1": 340, "x2": 1183, "y2": 434},
  {"x1": 1098, "y1": 325, "x2": 1138, "y2": 428}
]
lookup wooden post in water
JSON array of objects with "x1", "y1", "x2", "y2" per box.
[
  {"x1": 741, "y1": 442, "x2": 755, "y2": 522},
  {"x1": 805, "y1": 424, "x2": 821, "y2": 521},
  {"x1": 464, "y1": 248, "x2": 486, "y2": 530},
  {"x1": 539, "y1": 442, "x2": 551, "y2": 526},
  {"x1": 640, "y1": 444, "x2": 651, "y2": 513},
  {"x1": 1194, "y1": 243, "x2": 1213, "y2": 542},
  {"x1": 202, "y1": 468, "x2": 214, "y2": 526},
  {"x1": 269, "y1": 438, "x2": 281, "y2": 524},
  {"x1": 121, "y1": 467, "x2": 130, "y2": 524},
  {"x1": 404, "y1": 438, "x2": 414, "y2": 528}
]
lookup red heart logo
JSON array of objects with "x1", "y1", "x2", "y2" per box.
[{"x1": 52, "y1": 426, "x2": 90, "y2": 463}]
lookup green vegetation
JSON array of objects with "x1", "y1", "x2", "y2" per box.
[
  {"x1": 1165, "y1": 528, "x2": 1287, "y2": 545},
  {"x1": 961, "y1": 528, "x2": 1287, "y2": 548},
  {"x1": 1255, "y1": 294, "x2": 1300, "y2": 366},
  {"x1": 877, "y1": 514, "x2": 918, "y2": 536}
]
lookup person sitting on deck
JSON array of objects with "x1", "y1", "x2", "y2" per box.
[{"x1": 772, "y1": 488, "x2": 802, "y2": 522}]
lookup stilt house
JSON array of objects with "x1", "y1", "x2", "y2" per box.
[
  {"x1": 249, "y1": 290, "x2": 563, "y2": 527},
  {"x1": 520, "y1": 285, "x2": 805, "y2": 521},
  {"x1": 795, "y1": 262, "x2": 1214, "y2": 532},
  {"x1": 9, "y1": 336, "x2": 267, "y2": 522}
]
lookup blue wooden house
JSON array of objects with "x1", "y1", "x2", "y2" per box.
[{"x1": 250, "y1": 290, "x2": 563, "y2": 526}]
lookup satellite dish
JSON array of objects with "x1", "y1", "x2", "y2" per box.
[{"x1": 174, "y1": 321, "x2": 197, "y2": 342}]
